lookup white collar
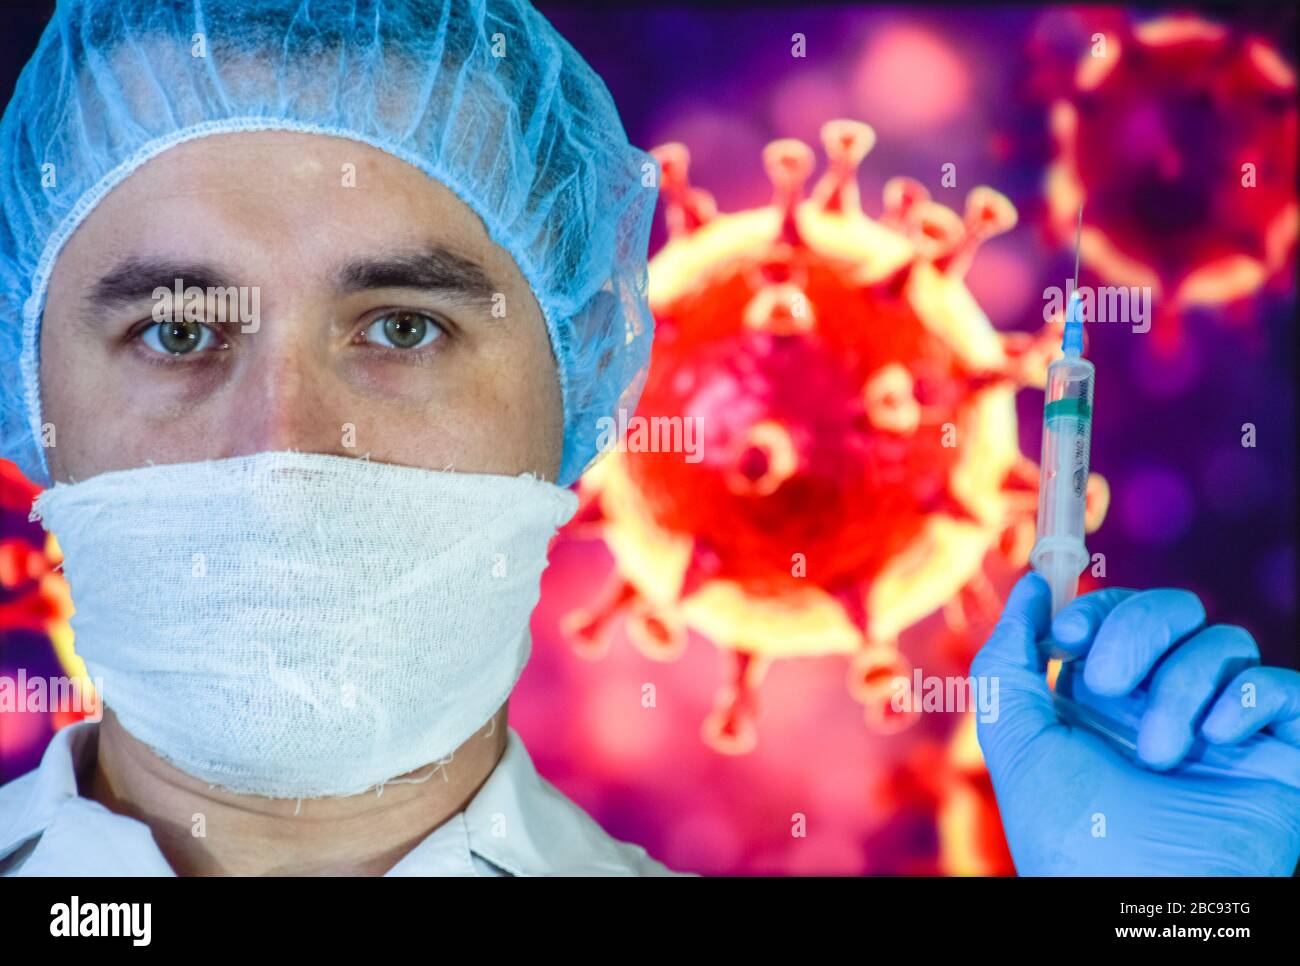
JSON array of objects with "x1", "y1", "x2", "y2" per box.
[{"x1": 0, "y1": 720, "x2": 675, "y2": 876}]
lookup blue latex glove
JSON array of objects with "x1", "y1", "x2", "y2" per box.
[{"x1": 971, "y1": 572, "x2": 1300, "y2": 875}]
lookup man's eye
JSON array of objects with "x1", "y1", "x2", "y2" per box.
[
  {"x1": 139, "y1": 319, "x2": 222, "y2": 355},
  {"x1": 364, "y1": 311, "x2": 443, "y2": 350}
]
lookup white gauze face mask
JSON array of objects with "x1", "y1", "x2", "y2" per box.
[{"x1": 28, "y1": 451, "x2": 579, "y2": 799}]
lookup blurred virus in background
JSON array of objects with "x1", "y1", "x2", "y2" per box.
[
  {"x1": 0, "y1": 464, "x2": 77, "y2": 765},
  {"x1": 1042, "y1": 13, "x2": 1297, "y2": 352}
]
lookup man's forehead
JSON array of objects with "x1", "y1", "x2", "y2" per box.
[{"x1": 54, "y1": 130, "x2": 527, "y2": 298}]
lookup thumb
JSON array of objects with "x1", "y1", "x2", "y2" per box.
[{"x1": 971, "y1": 571, "x2": 1060, "y2": 767}]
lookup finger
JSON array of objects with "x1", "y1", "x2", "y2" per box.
[
  {"x1": 1083, "y1": 588, "x2": 1207, "y2": 696},
  {"x1": 970, "y1": 572, "x2": 1058, "y2": 764},
  {"x1": 974, "y1": 572, "x2": 1052, "y2": 676},
  {"x1": 1136, "y1": 624, "x2": 1260, "y2": 769},
  {"x1": 1202, "y1": 666, "x2": 1300, "y2": 748},
  {"x1": 1049, "y1": 587, "x2": 1137, "y2": 659}
]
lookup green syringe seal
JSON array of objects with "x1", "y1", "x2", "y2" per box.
[{"x1": 1044, "y1": 398, "x2": 1091, "y2": 422}]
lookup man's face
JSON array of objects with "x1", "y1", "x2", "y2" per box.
[{"x1": 40, "y1": 131, "x2": 565, "y2": 483}]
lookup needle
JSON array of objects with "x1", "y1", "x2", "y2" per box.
[{"x1": 1073, "y1": 203, "x2": 1082, "y2": 293}]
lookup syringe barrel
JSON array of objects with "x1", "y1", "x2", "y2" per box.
[{"x1": 1030, "y1": 354, "x2": 1095, "y2": 615}]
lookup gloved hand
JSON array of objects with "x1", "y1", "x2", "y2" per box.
[{"x1": 971, "y1": 572, "x2": 1300, "y2": 875}]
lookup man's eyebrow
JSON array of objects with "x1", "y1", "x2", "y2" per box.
[
  {"x1": 82, "y1": 245, "x2": 503, "y2": 319},
  {"x1": 336, "y1": 245, "x2": 501, "y2": 306},
  {"x1": 88, "y1": 258, "x2": 233, "y2": 309}
]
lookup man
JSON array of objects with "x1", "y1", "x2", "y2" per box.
[
  {"x1": 0, "y1": 0, "x2": 672, "y2": 877},
  {"x1": 0, "y1": 0, "x2": 1297, "y2": 877}
]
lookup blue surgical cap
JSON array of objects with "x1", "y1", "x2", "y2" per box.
[{"x1": 0, "y1": 0, "x2": 658, "y2": 487}]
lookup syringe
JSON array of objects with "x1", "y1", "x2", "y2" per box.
[
  {"x1": 1029, "y1": 208, "x2": 1300, "y2": 791},
  {"x1": 1029, "y1": 286, "x2": 1093, "y2": 617}
]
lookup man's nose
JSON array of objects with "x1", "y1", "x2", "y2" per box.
[{"x1": 225, "y1": 347, "x2": 352, "y2": 458}]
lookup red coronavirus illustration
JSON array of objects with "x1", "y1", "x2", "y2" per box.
[
  {"x1": 0, "y1": 462, "x2": 84, "y2": 740},
  {"x1": 1046, "y1": 14, "x2": 1297, "y2": 349},
  {"x1": 563, "y1": 119, "x2": 1109, "y2": 755}
]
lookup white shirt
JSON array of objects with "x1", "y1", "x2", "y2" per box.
[{"x1": 0, "y1": 720, "x2": 686, "y2": 877}]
